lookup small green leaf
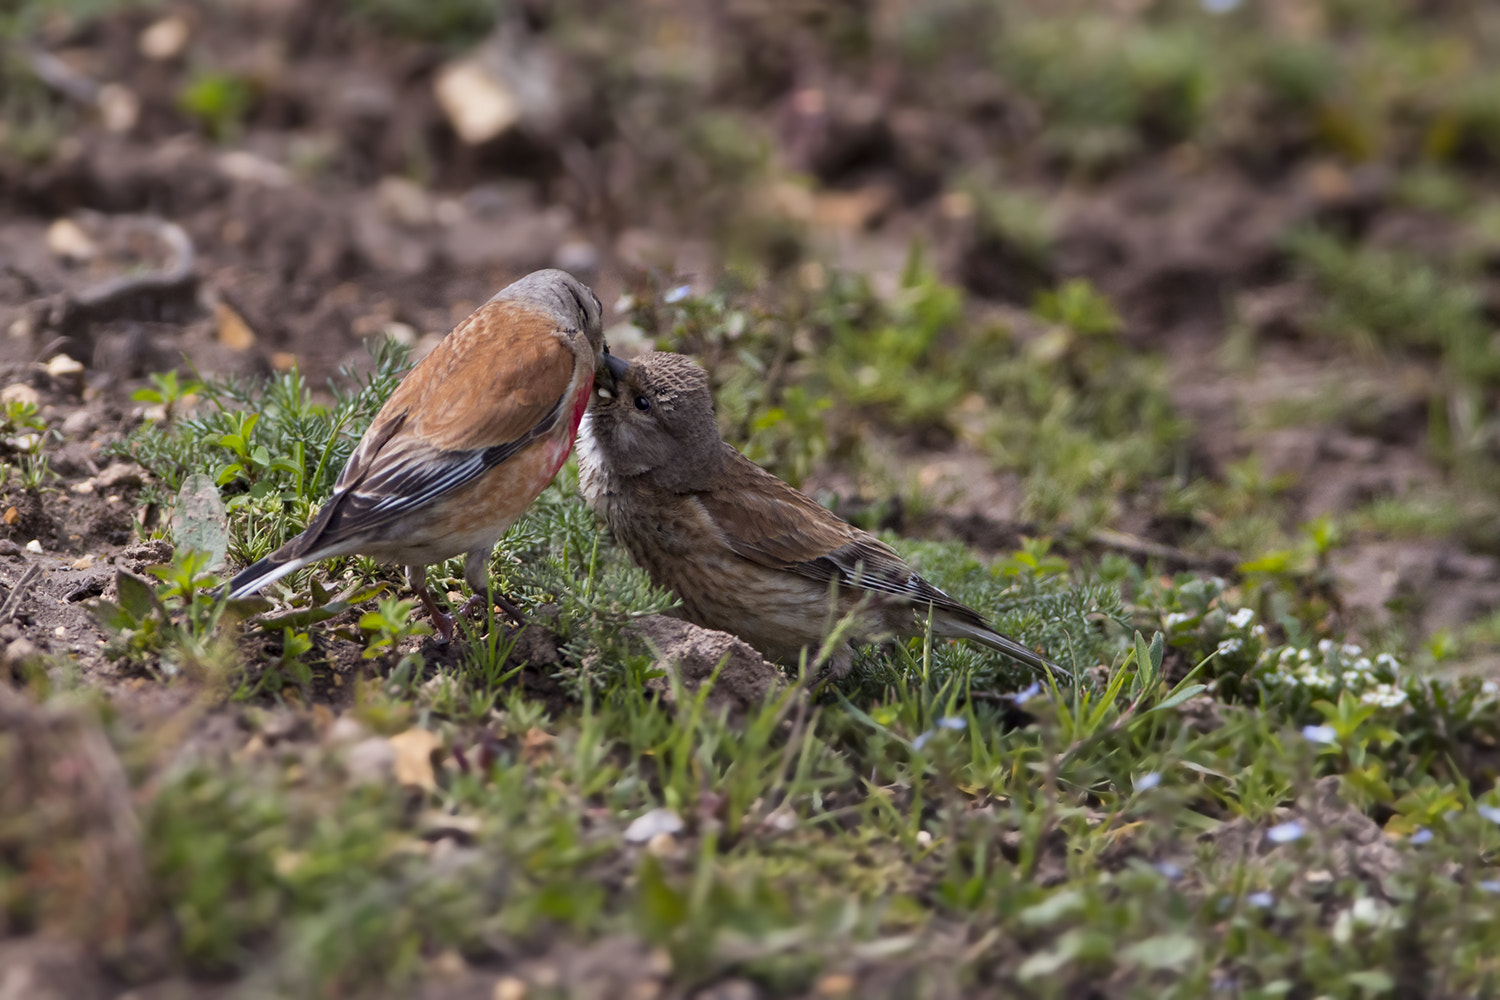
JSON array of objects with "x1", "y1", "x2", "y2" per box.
[
  {"x1": 1019, "y1": 888, "x2": 1085, "y2": 927},
  {"x1": 1120, "y1": 933, "x2": 1198, "y2": 970},
  {"x1": 1146, "y1": 684, "x2": 1208, "y2": 715},
  {"x1": 171, "y1": 473, "x2": 230, "y2": 571},
  {"x1": 115, "y1": 571, "x2": 161, "y2": 622}
]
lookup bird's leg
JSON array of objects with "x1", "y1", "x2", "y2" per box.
[
  {"x1": 462, "y1": 549, "x2": 526, "y2": 626},
  {"x1": 407, "y1": 564, "x2": 456, "y2": 644}
]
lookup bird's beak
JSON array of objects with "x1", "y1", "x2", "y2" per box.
[{"x1": 596, "y1": 349, "x2": 630, "y2": 401}]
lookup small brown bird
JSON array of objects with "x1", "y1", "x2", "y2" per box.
[
  {"x1": 578, "y1": 351, "x2": 1061, "y2": 679},
  {"x1": 228, "y1": 269, "x2": 608, "y2": 641}
]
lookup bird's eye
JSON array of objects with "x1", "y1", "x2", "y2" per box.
[{"x1": 634, "y1": 395, "x2": 651, "y2": 411}]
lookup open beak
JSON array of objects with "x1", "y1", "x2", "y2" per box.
[{"x1": 596, "y1": 349, "x2": 630, "y2": 400}]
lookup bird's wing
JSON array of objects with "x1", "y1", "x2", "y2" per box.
[
  {"x1": 695, "y1": 449, "x2": 982, "y2": 620},
  {"x1": 286, "y1": 302, "x2": 581, "y2": 556}
]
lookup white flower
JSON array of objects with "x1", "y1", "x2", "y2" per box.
[
  {"x1": 1227, "y1": 608, "x2": 1255, "y2": 629},
  {"x1": 1299, "y1": 648, "x2": 1314, "y2": 663},
  {"x1": 1318, "y1": 639, "x2": 1335, "y2": 656},
  {"x1": 1280, "y1": 647, "x2": 1299, "y2": 664},
  {"x1": 663, "y1": 284, "x2": 692, "y2": 303},
  {"x1": 1376, "y1": 653, "x2": 1400, "y2": 672},
  {"x1": 1482, "y1": 680, "x2": 1500, "y2": 698},
  {"x1": 1353, "y1": 657, "x2": 1373, "y2": 673},
  {"x1": 1251, "y1": 625, "x2": 1267, "y2": 638},
  {"x1": 1266, "y1": 821, "x2": 1305, "y2": 844},
  {"x1": 1216, "y1": 638, "x2": 1244, "y2": 657},
  {"x1": 1301, "y1": 724, "x2": 1338, "y2": 744},
  {"x1": 1164, "y1": 612, "x2": 1194, "y2": 629},
  {"x1": 1342, "y1": 643, "x2": 1364, "y2": 660},
  {"x1": 1359, "y1": 683, "x2": 1408, "y2": 709}
]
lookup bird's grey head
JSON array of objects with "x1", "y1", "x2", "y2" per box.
[
  {"x1": 494, "y1": 268, "x2": 606, "y2": 356},
  {"x1": 586, "y1": 350, "x2": 724, "y2": 492}
]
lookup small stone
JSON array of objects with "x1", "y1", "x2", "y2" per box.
[
  {"x1": 96, "y1": 83, "x2": 139, "y2": 133},
  {"x1": 1, "y1": 383, "x2": 40, "y2": 408},
  {"x1": 25, "y1": 540, "x2": 42, "y2": 554},
  {"x1": 815, "y1": 974, "x2": 856, "y2": 997},
  {"x1": 429, "y1": 949, "x2": 468, "y2": 978},
  {"x1": 46, "y1": 219, "x2": 97, "y2": 263},
  {"x1": 95, "y1": 462, "x2": 145, "y2": 490},
  {"x1": 345, "y1": 737, "x2": 397, "y2": 784},
  {"x1": 434, "y1": 58, "x2": 519, "y2": 145},
  {"x1": 0, "y1": 539, "x2": 21, "y2": 559},
  {"x1": 139, "y1": 14, "x2": 190, "y2": 60},
  {"x1": 44, "y1": 354, "x2": 85, "y2": 393},
  {"x1": 214, "y1": 301, "x2": 257, "y2": 351},
  {"x1": 70, "y1": 554, "x2": 95, "y2": 570},
  {"x1": 71, "y1": 481, "x2": 94, "y2": 495},
  {"x1": 217, "y1": 150, "x2": 291, "y2": 188},
  {"x1": 390, "y1": 727, "x2": 442, "y2": 790},
  {"x1": 624, "y1": 807, "x2": 684, "y2": 844},
  {"x1": 4, "y1": 637, "x2": 40, "y2": 673},
  {"x1": 646, "y1": 832, "x2": 677, "y2": 857},
  {"x1": 493, "y1": 976, "x2": 528, "y2": 1000},
  {"x1": 60, "y1": 409, "x2": 97, "y2": 436},
  {"x1": 377, "y1": 176, "x2": 439, "y2": 228},
  {"x1": 327, "y1": 715, "x2": 369, "y2": 745}
]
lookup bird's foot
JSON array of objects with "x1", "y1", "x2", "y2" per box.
[
  {"x1": 463, "y1": 588, "x2": 527, "y2": 626},
  {"x1": 414, "y1": 586, "x2": 457, "y2": 644}
]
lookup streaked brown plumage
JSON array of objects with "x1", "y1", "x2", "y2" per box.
[
  {"x1": 227, "y1": 269, "x2": 608, "y2": 640},
  {"x1": 577, "y1": 351, "x2": 1061, "y2": 678}
]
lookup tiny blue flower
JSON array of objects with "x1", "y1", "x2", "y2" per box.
[
  {"x1": 1266, "y1": 821, "x2": 1305, "y2": 844},
  {"x1": 1301, "y1": 724, "x2": 1338, "y2": 744},
  {"x1": 1409, "y1": 828, "x2": 1434, "y2": 845},
  {"x1": 1013, "y1": 681, "x2": 1042, "y2": 705},
  {"x1": 1247, "y1": 891, "x2": 1274, "y2": 908},
  {"x1": 663, "y1": 284, "x2": 692, "y2": 303},
  {"x1": 1479, "y1": 881, "x2": 1500, "y2": 894},
  {"x1": 1136, "y1": 771, "x2": 1162, "y2": 791},
  {"x1": 1154, "y1": 861, "x2": 1183, "y2": 880},
  {"x1": 938, "y1": 716, "x2": 967, "y2": 731},
  {"x1": 1478, "y1": 805, "x2": 1500, "y2": 825},
  {"x1": 912, "y1": 730, "x2": 934, "y2": 751}
]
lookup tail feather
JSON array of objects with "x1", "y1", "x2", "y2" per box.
[
  {"x1": 226, "y1": 552, "x2": 312, "y2": 599},
  {"x1": 936, "y1": 614, "x2": 1068, "y2": 679}
]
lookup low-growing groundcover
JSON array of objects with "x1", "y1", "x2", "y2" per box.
[{"x1": 4, "y1": 285, "x2": 1500, "y2": 1000}]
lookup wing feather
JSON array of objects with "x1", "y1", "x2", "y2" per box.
[
  {"x1": 286, "y1": 299, "x2": 578, "y2": 555},
  {"x1": 695, "y1": 449, "x2": 996, "y2": 627}
]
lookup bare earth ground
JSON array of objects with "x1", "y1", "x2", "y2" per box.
[{"x1": 4, "y1": 1, "x2": 1500, "y2": 997}]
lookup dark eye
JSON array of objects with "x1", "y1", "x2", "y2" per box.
[{"x1": 634, "y1": 395, "x2": 651, "y2": 411}]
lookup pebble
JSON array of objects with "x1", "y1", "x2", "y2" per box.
[
  {"x1": 1, "y1": 383, "x2": 40, "y2": 408},
  {"x1": 61, "y1": 409, "x2": 97, "y2": 436},
  {"x1": 344, "y1": 736, "x2": 397, "y2": 784}
]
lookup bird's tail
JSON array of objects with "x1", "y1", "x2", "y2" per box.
[
  {"x1": 225, "y1": 550, "x2": 311, "y2": 599},
  {"x1": 939, "y1": 615, "x2": 1070, "y2": 680}
]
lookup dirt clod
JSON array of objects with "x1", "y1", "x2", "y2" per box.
[{"x1": 628, "y1": 615, "x2": 785, "y2": 716}]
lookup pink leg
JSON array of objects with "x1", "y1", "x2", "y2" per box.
[{"x1": 407, "y1": 565, "x2": 456, "y2": 643}]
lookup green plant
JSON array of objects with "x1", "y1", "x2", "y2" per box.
[
  {"x1": 132, "y1": 370, "x2": 203, "y2": 421},
  {"x1": 177, "y1": 71, "x2": 255, "y2": 142},
  {"x1": 90, "y1": 548, "x2": 248, "y2": 678}
]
